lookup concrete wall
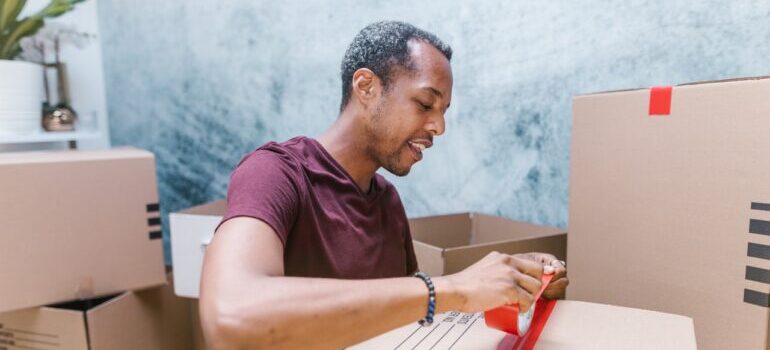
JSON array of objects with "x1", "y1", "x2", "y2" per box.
[{"x1": 97, "y1": 0, "x2": 770, "y2": 262}]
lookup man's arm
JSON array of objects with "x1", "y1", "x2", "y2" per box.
[{"x1": 200, "y1": 217, "x2": 548, "y2": 350}]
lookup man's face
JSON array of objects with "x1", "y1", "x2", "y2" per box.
[{"x1": 365, "y1": 40, "x2": 453, "y2": 176}]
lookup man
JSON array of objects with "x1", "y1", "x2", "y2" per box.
[{"x1": 200, "y1": 21, "x2": 568, "y2": 349}]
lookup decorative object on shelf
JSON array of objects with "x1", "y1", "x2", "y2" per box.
[
  {"x1": 22, "y1": 24, "x2": 94, "y2": 132},
  {"x1": 0, "y1": 0, "x2": 86, "y2": 135},
  {"x1": 0, "y1": 60, "x2": 43, "y2": 135},
  {"x1": 42, "y1": 103, "x2": 75, "y2": 131}
]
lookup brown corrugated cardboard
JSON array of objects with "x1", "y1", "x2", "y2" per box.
[
  {"x1": 409, "y1": 213, "x2": 566, "y2": 276},
  {"x1": 189, "y1": 299, "x2": 207, "y2": 350},
  {"x1": 569, "y1": 77, "x2": 770, "y2": 349},
  {"x1": 0, "y1": 148, "x2": 166, "y2": 312},
  {"x1": 349, "y1": 300, "x2": 696, "y2": 349},
  {"x1": 0, "y1": 279, "x2": 193, "y2": 350}
]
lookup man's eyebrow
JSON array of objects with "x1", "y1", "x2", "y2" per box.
[{"x1": 421, "y1": 87, "x2": 443, "y2": 98}]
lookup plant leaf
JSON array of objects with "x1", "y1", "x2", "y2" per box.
[
  {"x1": 0, "y1": 16, "x2": 41, "y2": 59},
  {"x1": 0, "y1": 0, "x2": 26, "y2": 35},
  {"x1": 33, "y1": 0, "x2": 85, "y2": 20}
]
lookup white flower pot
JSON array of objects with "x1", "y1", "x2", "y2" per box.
[{"x1": 0, "y1": 60, "x2": 44, "y2": 135}]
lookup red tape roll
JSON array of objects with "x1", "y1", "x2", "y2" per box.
[
  {"x1": 495, "y1": 298, "x2": 557, "y2": 350},
  {"x1": 485, "y1": 272, "x2": 554, "y2": 336}
]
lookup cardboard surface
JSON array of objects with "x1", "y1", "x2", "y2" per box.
[
  {"x1": 189, "y1": 299, "x2": 207, "y2": 350},
  {"x1": 0, "y1": 306, "x2": 89, "y2": 350},
  {"x1": 349, "y1": 300, "x2": 696, "y2": 349},
  {"x1": 0, "y1": 279, "x2": 193, "y2": 350},
  {"x1": 409, "y1": 213, "x2": 566, "y2": 276},
  {"x1": 0, "y1": 148, "x2": 165, "y2": 312},
  {"x1": 569, "y1": 77, "x2": 770, "y2": 349}
]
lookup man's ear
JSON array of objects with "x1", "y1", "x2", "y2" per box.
[{"x1": 351, "y1": 68, "x2": 382, "y2": 109}]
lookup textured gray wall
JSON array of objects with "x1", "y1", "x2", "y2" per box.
[{"x1": 97, "y1": 1, "x2": 770, "y2": 263}]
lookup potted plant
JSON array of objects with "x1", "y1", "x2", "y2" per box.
[{"x1": 0, "y1": 0, "x2": 84, "y2": 135}]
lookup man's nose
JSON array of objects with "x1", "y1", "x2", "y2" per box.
[{"x1": 426, "y1": 114, "x2": 445, "y2": 136}]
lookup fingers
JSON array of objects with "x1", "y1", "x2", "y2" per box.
[
  {"x1": 542, "y1": 277, "x2": 569, "y2": 300},
  {"x1": 517, "y1": 252, "x2": 556, "y2": 265},
  {"x1": 536, "y1": 253, "x2": 557, "y2": 265},
  {"x1": 516, "y1": 285, "x2": 535, "y2": 312},
  {"x1": 543, "y1": 260, "x2": 567, "y2": 299},
  {"x1": 511, "y1": 258, "x2": 542, "y2": 312},
  {"x1": 550, "y1": 265, "x2": 567, "y2": 280},
  {"x1": 510, "y1": 256, "x2": 543, "y2": 280}
]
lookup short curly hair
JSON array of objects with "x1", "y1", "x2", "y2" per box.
[{"x1": 339, "y1": 21, "x2": 452, "y2": 111}]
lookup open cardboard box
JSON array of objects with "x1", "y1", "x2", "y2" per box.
[
  {"x1": 409, "y1": 213, "x2": 566, "y2": 276},
  {"x1": 0, "y1": 278, "x2": 193, "y2": 350},
  {"x1": 349, "y1": 300, "x2": 696, "y2": 349}
]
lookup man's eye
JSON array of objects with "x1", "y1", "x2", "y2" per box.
[{"x1": 417, "y1": 102, "x2": 432, "y2": 111}]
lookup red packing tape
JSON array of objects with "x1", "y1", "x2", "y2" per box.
[
  {"x1": 648, "y1": 86, "x2": 672, "y2": 116},
  {"x1": 495, "y1": 298, "x2": 557, "y2": 350},
  {"x1": 485, "y1": 272, "x2": 554, "y2": 336}
]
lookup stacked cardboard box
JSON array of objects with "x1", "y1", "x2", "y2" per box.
[
  {"x1": 0, "y1": 148, "x2": 193, "y2": 349},
  {"x1": 569, "y1": 77, "x2": 770, "y2": 349}
]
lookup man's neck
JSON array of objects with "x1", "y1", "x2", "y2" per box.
[{"x1": 317, "y1": 110, "x2": 379, "y2": 193}]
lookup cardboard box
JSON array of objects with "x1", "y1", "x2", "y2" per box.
[
  {"x1": 171, "y1": 203, "x2": 566, "y2": 297},
  {"x1": 409, "y1": 213, "x2": 566, "y2": 276},
  {"x1": 189, "y1": 300, "x2": 207, "y2": 350},
  {"x1": 569, "y1": 77, "x2": 770, "y2": 349},
  {"x1": 0, "y1": 148, "x2": 166, "y2": 312},
  {"x1": 0, "y1": 279, "x2": 194, "y2": 350},
  {"x1": 350, "y1": 300, "x2": 696, "y2": 349},
  {"x1": 170, "y1": 200, "x2": 225, "y2": 298}
]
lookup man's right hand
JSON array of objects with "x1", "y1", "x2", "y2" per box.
[{"x1": 437, "y1": 251, "x2": 545, "y2": 314}]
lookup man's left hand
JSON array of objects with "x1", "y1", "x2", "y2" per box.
[{"x1": 518, "y1": 252, "x2": 568, "y2": 300}]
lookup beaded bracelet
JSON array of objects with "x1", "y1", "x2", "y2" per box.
[{"x1": 413, "y1": 271, "x2": 436, "y2": 326}]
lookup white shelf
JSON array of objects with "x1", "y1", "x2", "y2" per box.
[{"x1": 0, "y1": 130, "x2": 102, "y2": 145}]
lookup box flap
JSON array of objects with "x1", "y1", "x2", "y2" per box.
[
  {"x1": 412, "y1": 241, "x2": 444, "y2": 276},
  {"x1": 0, "y1": 305, "x2": 88, "y2": 350},
  {"x1": 471, "y1": 213, "x2": 565, "y2": 244},
  {"x1": 408, "y1": 213, "x2": 472, "y2": 249},
  {"x1": 443, "y1": 234, "x2": 566, "y2": 275},
  {"x1": 86, "y1": 282, "x2": 193, "y2": 350}
]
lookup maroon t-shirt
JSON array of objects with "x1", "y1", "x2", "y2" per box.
[{"x1": 219, "y1": 136, "x2": 418, "y2": 279}]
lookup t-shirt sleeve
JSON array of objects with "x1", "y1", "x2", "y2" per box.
[
  {"x1": 218, "y1": 151, "x2": 301, "y2": 246},
  {"x1": 404, "y1": 225, "x2": 419, "y2": 275}
]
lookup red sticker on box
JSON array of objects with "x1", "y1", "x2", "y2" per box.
[{"x1": 649, "y1": 86, "x2": 672, "y2": 116}]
